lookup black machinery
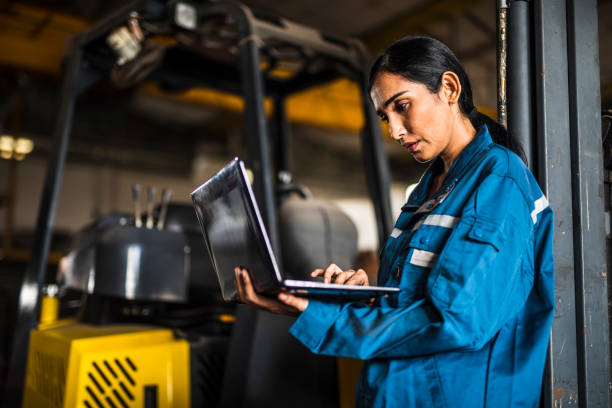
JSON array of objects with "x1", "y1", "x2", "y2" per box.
[{"x1": 2, "y1": 1, "x2": 393, "y2": 407}]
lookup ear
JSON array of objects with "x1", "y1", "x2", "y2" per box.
[{"x1": 439, "y1": 71, "x2": 462, "y2": 105}]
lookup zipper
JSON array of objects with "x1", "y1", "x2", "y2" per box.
[{"x1": 393, "y1": 258, "x2": 405, "y2": 281}]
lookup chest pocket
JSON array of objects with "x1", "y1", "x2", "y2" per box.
[
  {"x1": 428, "y1": 216, "x2": 511, "y2": 310},
  {"x1": 396, "y1": 223, "x2": 455, "y2": 305}
]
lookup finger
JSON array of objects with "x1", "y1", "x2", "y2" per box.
[
  {"x1": 311, "y1": 269, "x2": 324, "y2": 277},
  {"x1": 345, "y1": 269, "x2": 369, "y2": 286},
  {"x1": 235, "y1": 267, "x2": 247, "y2": 302},
  {"x1": 240, "y1": 270, "x2": 287, "y2": 310},
  {"x1": 278, "y1": 292, "x2": 309, "y2": 312},
  {"x1": 240, "y1": 269, "x2": 260, "y2": 303},
  {"x1": 323, "y1": 264, "x2": 343, "y2": 283},
  {"x1": 333, "y1": 270, "x2": 355, "y2": 285},
  {"x1": 236, "y1": 269, "x2": 260, "y2": 307}
]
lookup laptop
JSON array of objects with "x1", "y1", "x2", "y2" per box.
[{"x1": 190, "y1": 157, "x2": 399, "y2": 302}]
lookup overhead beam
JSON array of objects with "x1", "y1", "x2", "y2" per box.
[
  {"x1": 0, "y1": 3, "x2": 496, "y2": 134},
  {"x1": 0, "y1": 4, "x2": 88, "y2": 74}
]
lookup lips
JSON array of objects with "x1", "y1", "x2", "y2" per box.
[{"x1": 403, "y1": 141, "x2": 419, "y2": 152}]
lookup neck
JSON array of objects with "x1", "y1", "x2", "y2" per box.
[{"x1": 438, "y1": 115, "x2": 477, "y2": 174}]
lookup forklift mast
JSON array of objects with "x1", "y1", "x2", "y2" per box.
[{"x1": 2, "y1": 1, "x2": 393, "y2": 406}]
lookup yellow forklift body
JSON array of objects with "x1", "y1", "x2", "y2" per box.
[{"x1": 23, "y1": 322, "x2": 190, "y2": 408}]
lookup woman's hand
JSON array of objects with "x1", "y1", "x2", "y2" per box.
[
  {"x1": 311, "y1": 263, "x2": 370, "y2": 286},
  {"x1": 234, "y1": 267, "x2": 308, "y2": 316}
]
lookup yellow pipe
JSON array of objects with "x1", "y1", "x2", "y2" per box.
[{"x1": 39, "y1": 295, "x2": 59, "y2": 326}]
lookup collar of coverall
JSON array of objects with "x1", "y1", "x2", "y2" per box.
[{"x1": 401, "y1": 124, "x2": 493, "y2": 211}]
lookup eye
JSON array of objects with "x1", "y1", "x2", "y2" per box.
[
  {"x1": 395, "y1": 101, "x2": 409, "y2": 113},
  {"x1": 378, "y1": 113, "x2": 388, "y2": 123}
]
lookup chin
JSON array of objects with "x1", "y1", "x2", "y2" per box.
[{"x1": 411, "y1": 152, "x2": 434, "y2": 163}]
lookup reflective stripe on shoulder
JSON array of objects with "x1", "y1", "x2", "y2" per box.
[
  {"x1": 412, "y1": 214, "x2": 459, "y2": 231},
  {"x1": 531, "y1": 195, "x2": 549, "y2": 224},
  {"x1": 410, "y1": 249, "x2": 439, "y2": 268},
  {"x1": 390, "y1": 228, "x2": 403, "y2": 238}
]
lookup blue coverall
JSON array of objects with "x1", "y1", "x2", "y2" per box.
[{"x1": 290, "y1": 125, "x2": 555, "y2": 407}]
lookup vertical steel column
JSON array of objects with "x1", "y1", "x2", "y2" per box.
[
  {"x1": 533, "y1": 0, "x2": 578, "y2": 406},
  {"x1": 566, "y1": 0, "x2": 611, "y2": 406},
  {"x1": 2, "y1": 45, "x2": 83, "y2": 408},
  {"x1": 358, "y1": 75, "x2": 393, "y2": 248},
  {"x1": 507, "y1": 0, "x2": 534, "y2": 168},
  {"x1": 221, "y1": 26, "x2": 285, "y2": 408},
  {"x1": 496, "y1": 0, "x2": 508, "y2": 129},
  {"x1": 274, "y1": 95, "x2": 291, "y2": 178},
  {"x1": 239, "y1": 36, "x2": 279, "y2": 253}
]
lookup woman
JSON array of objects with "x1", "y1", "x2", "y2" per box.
[{"x1": 235, "y1": 36, "x2": 554, "y2": 407}]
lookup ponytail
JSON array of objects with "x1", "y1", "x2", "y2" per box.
[{"x1": 469, "y1": 108, "x2": 527, "y2": 164}]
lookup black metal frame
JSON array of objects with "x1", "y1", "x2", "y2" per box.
[
  {"x1": 2, "y1": 1, "x2": 393, "y2": 405},
  {"x1": 13, "y1": 0, "x2": 610, "y2": 405},
  {"x1": 507, "y1": 0, "x2": 534, "y2": 168},
  {"x1": 509, "y1": 0, "x2": 611, "y2": 406}
]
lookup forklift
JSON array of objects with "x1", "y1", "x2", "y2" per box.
[
  {"x1": 2, "y1": 1, "x2": 393, "y2": 407},
  {"x1": 5, "y1": 1, "x2": 609, "y2": 407}
]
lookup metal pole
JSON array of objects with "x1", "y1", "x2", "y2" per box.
[
  {"x1": 359, "y1": 80, "x2": 393, "y2": 248},
  {"x1": 239, "y1": 37, "x2": 279, "y2": 254},
  {"x1": 507, "y1": 0, "x2": 534, "y2": 168},
  {"x1": 496, "y1": 0, "x2": 508, "y2": 129},
  {"x1": 220, "y1": 19, "x2": 282, "y2": 408},
  {"x1": 2, "y1": 45, "x2": 83, "y2": 408},
  {"x1": 533, "y1": 0, "x2": 578, "y2": 406},
  {"x1": 566, "y1": 0, "x2": 610, "y2": 405},
  {"x1": 274, "y1": 95, "x2": 292, "y2": 179},
  {"x1": 3, "y1": 160, "x2": 16, "y2": 253}
]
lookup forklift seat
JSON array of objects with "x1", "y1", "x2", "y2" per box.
[
  {"x1": 219, "y1": 189, "x2": 359, "y2": 408},
  {"x1": 279, "y1": 195, "x2": 359, "y2": 279}
]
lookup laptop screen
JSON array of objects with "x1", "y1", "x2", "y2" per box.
[{"x1": 191, "y1": 158, "x2": 281, "y2": 301}]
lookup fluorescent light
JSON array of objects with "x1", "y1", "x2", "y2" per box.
[
  {"x1": 0, "y1": 135, "x2": 34, "y2": 160},
  {"x1": 14, "y1": 138, "x2": 34, "y2": 155},
  {"x1": 0, "y1": 135, "x2": 14, "y2": 151}
]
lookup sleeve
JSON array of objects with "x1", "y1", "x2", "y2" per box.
[{"x1": 289, "y1": 174, "x2": 535, "y2": 360}]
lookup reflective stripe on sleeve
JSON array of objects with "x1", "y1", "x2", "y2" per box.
[
  {"x1": 391, "y1": 228, "x2": 403, "y2": 238},
  {"x1": 410, "y1": 249, "x2": 439, "y2": 268},
  {"x1": 531, "y1": 195, "x2": 549, "y2": 224},
  {"x1": 412, "y1": 214, "x2": 459, "y2": 231}
]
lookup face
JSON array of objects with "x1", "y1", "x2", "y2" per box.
[{"x1": 370, "y1": 72, "x2": 456, "y2": 163}]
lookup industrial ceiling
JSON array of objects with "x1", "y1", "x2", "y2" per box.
[{"x1": 0, "y1": 0, "x2": 610, "y2": 176}]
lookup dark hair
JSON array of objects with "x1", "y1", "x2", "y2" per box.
[{"x1": 368, "y1": 36, "x2": 526, "y2": 164}]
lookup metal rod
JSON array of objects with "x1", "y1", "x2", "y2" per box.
[
  {"x1": 2, "y1": 45, "x2": 83, "y2": 407},
  {"x1": 132, "y1": 184, "x2": 142, "y2": 227},
  {"x1": 496, "y1": 0, "x2": 508, "y2": 128},
  {"x1": 156, "y1": 188, "x2": 172, "y2": 230},
  {"x1": 507, "y1": 0, "x2": 534, "y2": 168},
  {"x1": 145, "y1": 185, "x2": 155, "y2": 229}
]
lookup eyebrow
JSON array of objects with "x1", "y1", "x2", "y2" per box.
[
  {"x1": 376, "y1": 91, "x2": 410, "y2": 116},
  {"x1": 383, "y1": 91, "x2": 409, "y2": 108}
]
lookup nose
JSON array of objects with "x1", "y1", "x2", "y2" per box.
[{"x1": 387, "y1": 114, "x2": 406, "y2": 141}]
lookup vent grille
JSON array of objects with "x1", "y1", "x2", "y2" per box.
[
  {"x1": 83, "y1": 357, "x2": 138, "y2": 408},
  {"x1": 193, "y1": 346, "x2": 226, "y2": 405},
  {"x1": 29, "y1": 351, "x2": 67, "y2": 407}
]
